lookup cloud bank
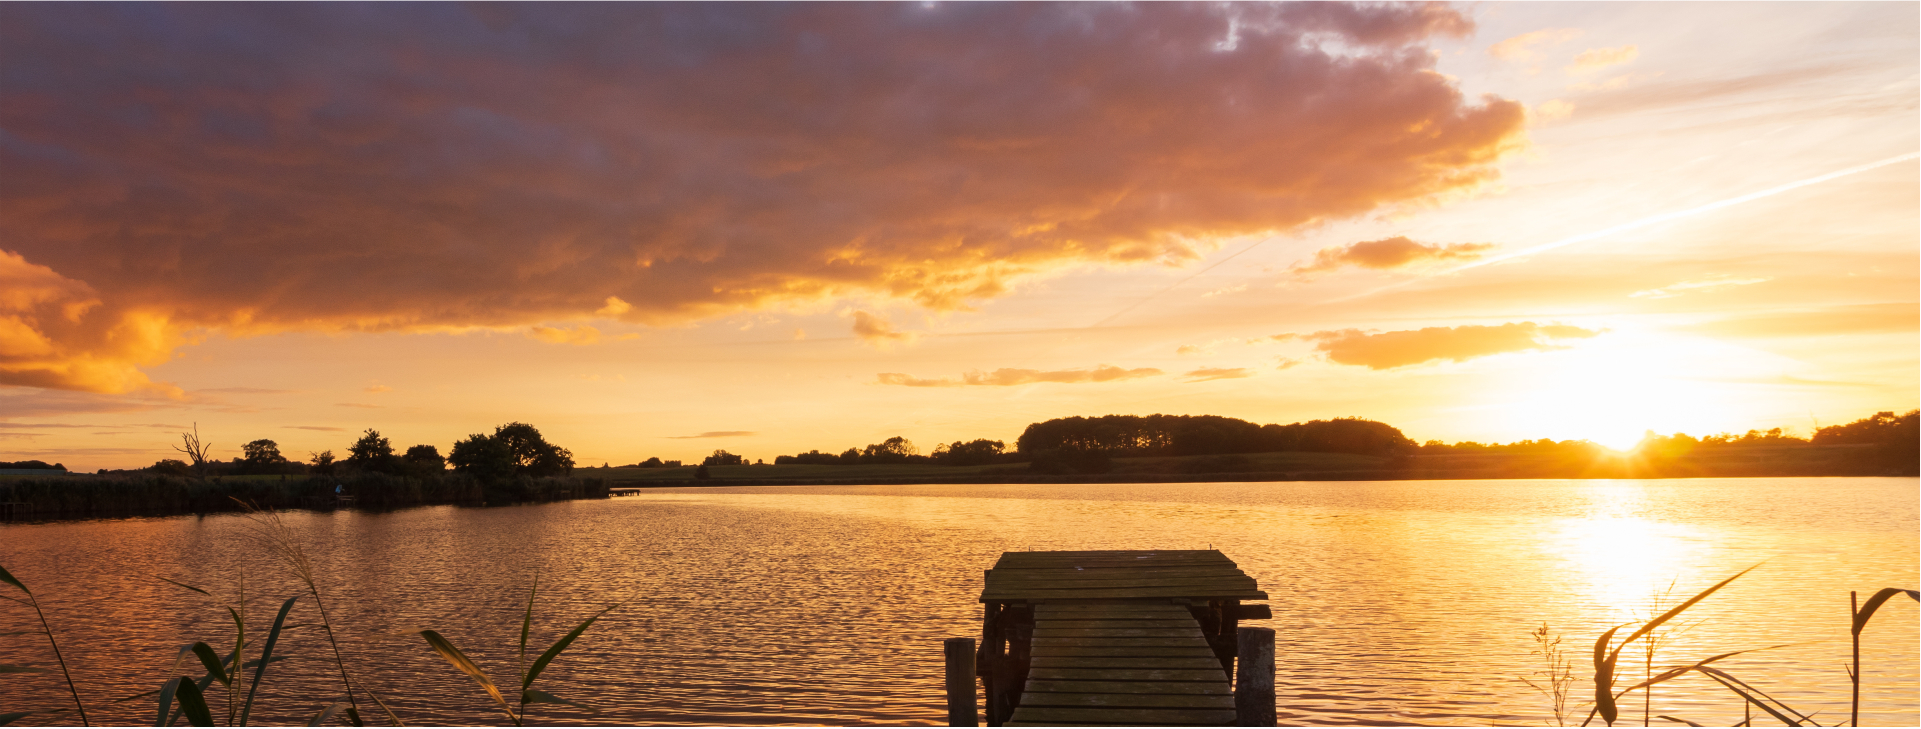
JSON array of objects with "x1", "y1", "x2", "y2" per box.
[
  {"x1": 1306, "y1": 322, "x2": 1603, "y2": 369},
  {"x1": 1, "y1": 3, "x2": 1524, "y2": 392},
  {"x1": 1289, "y1": 236, "x2": 1494, "y2": 278}
]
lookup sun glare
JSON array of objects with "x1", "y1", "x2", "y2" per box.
[{"x1": 1495, "y1": 331, "x2": 1759, "y2": 450}]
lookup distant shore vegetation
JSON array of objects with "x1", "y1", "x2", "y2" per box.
[{"x1": 0, "y1": 409, "x2": 1913, "y2": 520}]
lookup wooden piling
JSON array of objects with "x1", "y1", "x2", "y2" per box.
[
  {"x1": 945, "y1": 637, "x2": 980, "y2": 726},
  {"x1": 1233, "y1": 627, "x2": 1275, "y2": 727}
]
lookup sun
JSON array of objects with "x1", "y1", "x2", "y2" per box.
[{"x1": 1492, "y1": 329, "x2": 1757, "y2": 450}]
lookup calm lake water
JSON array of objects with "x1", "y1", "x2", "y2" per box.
[{"x1": 3, "y1": 478, "x2": 1916, "y2": 726}]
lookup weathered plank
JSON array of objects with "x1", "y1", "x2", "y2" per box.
[
  {"x1": 991, "y1": 580, "x2": 1260, "y2": 592},
  {"x1": 1005, "y1": 706, "x2": 1238, "y2": 725},
  {"x1": 1034, "y1": 619, "x2": 1200, "y2": 629},
  {"x1": 1032, "y1": 628, "x2": 1203, "y2": 639},
  {"x1": 1033, "y1": 637, "x2": 1206, "y2": 647},
  {"x1": 1027, "y1": 668, "x2": 1228, "y2": 682},
  {"x1": 1028, "y1": 655, "x2": 1226, "y2": 670},
  {"x1": 1025, "y1": 680, "x2": 1231, "y2": 695},
  {"x1": 991, "y1": 566, "x2": 1248, "y2": 578},
  {"x1": 1018, "y1": 692, "x2": 1236, "y2": 709},
  {"x1": 1035, "y1": 602, "x2": 1192, "y2": 612},
  {"x1": 1000, "y1": 550, "x2": 1224, "y2": 559},
  {"x1": 982, "y1": 587, "x2": 1266, "y2": 601},
  {"x1": 1030, "y1": 645, "x2": 1219, "y2": 658}
]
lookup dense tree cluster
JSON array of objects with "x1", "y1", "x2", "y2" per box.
[
  {"x1": 0, "y1": 460, "x2": 66, "y2": 470},
  {"x1": 450, "y1": 422, "x2": 575, "y2": 481},
  {"x1": 124, "y1": 423, "x2": 571, "y2": 483},
  {"x1": 1015, "y1": 414, "x2": 1417, "y2": 458}
]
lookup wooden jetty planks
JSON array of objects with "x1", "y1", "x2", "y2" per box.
[
  {"x1": 1005, "y1": 602, "x2": 1234, "y2": 727},
  {"x1": 976, "y1": 550, "x2": 1270, "y2": 726}
]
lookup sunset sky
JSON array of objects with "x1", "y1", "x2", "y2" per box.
[{"x1": 3, "y1": 2, "x2": 1915, "y2": 470}]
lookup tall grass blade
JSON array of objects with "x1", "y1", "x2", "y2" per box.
[
  {"x1": 240, "y1": 595, "x2": 300, "y2": 727},
  {"x1": 417, "y1": 630, "x2": 517, "y2": 722},
  {"x1": 156, "y1": 677, "x2": 183, "y2": 727},
  {"x1": 1851, "y1": 588, "x2": 1919, "y2": 636},
  {"x1": 188, "y1": 643, "x2": 229, "y2": 687},
  {"x1": 1697, "y1": 668, "x2": 1802, "y2": 726},
  {"x1": 1591, "y1": 624, "x2": 1626, "y2": 726},
  {"x1": 523, "y1": 604, "x2": 621, "y2": 690},
  {"x1": 0, "y1": 711, "x2": 32, "y2": 725},
  {"x1": 1655, "y1": 717, "x2": 1703, "y2": 727},
  {"x1": 0, "y1": 565, "x2": 26, "y2": 594},
  {"x1": 2, "y1": 564, "x2": 89, "y2": 726},
  {"x1": 519, "y1": 575, "x2": 537, "y2": 686},
  {"x1": 307, "y1": 699, "x2": 347, "y2": 727},
  {"x1": 1592, "y1": 566, "x2": 1756, "y2": 726},
  {"x1": 0, "y1": 665, "x2": 48, "y2": 674},
  {"x1": 172, "y1": 677, "x2": 215, "y2": 727},
  {"x1": 155, "y1": 578, "x2": 210, "y2": 596},
  {"x1": 1696, "y1": 667, "x2": 1818, "y2": 725},
  {"x1": 521, "y1": 689, "x2": 598, "y2": 715}
]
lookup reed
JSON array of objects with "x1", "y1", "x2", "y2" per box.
[
  {"x1": 413, "y1": 573, "x2": 623, "y2": 725},
  {"x1": 2, "y1": 503, "x2": 619, "y2": 727},
  {"x1": 0, "y1": 565, "x2": 89, "y2": 726},
  {"x1": 1553, "y1": 565, "x2": 1919, "y2": 727}
]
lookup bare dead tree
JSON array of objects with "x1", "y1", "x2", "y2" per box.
[{"x1": 173, "y1": 422, "x2": 212, "y2": 467}]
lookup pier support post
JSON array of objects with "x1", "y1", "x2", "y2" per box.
[
  {"x1": 945, "y1": 637, "x2": 979, "y2": 726},
  {"x1": 1234, "y1": 627, "x2": 1275, "y2": 727}
]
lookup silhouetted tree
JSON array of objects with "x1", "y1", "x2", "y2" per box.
[
  {"x1": 931, "y1": 439, "x2": 1006, "y2": 466},
  {"x1": 403, "y1": 444, "x2": 446, "y2": 475},
  {"x1": 449, "y1": 422, "x2": 575, "y2": 480},
  {"x1": 172, "y1": 423, "x2": 212, "y2": 470},
  {"x1": 702, "y1": 449, "x2": 744, "y2": 466},
  {"x1": 694, "y1": 463, "x2": 712, "y2": 480},
  {"x1": 861, "y1": 436, "x2": 917, "y2": 464},
  {"x1": 242, "y1": 439, "x2": 288, "y2": 466},
  {"x1": 345, "y1": 428, "x2": 398, "y2": 473},
  {"x1": 150, "y1": 459, "x2": 192, "y2": 476},
  {"x1": 308, "y1": 450, "x2": 336, "y2": 475}
]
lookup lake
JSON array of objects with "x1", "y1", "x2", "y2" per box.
[{"x1": 3, "y1": 478, "x2": 1916, "y2": 726}]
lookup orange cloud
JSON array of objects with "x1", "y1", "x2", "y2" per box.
[
  {"x1": 526, "y1": 325, "x2": 601, "y2": 345},
  {"x1": 1568, "y1": 45, "x2": 1639, "y2": 72},
  {"x1": 1184, "y1": 367, "x2": 1253, "y2": 382},
  {"x1": 666, "y1": 431, "x2": 757, "y2": 439},
  {"x1": 1306, "y1": 322, "x2": 1604, "y2": 369},
  {"x1": 0, "y1": 4, "x2": 1525, "y2": 392},
  {"x1": 850, "y1": 311, "x2": 913, "y2": 346},
  {"x1": 1289, "y1": 236, "x2": 1495, "y2": 278},
  {"x1": 877, "y1": 365, "x2": 1164, "y2": 387},
  {"x1": 1489, "y1": 28, "x2": 1583, "y2": 62}
]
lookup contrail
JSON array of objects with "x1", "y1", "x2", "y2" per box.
[{"x1": 1339, "y1": 151, "x2": 1920, "y2": 302}]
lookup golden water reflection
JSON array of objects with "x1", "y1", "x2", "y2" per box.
[{"x1": 0, "y1": 478, "x2": 1914, "y2": 726}]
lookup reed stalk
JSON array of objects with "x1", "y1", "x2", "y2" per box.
[
  {"x1": 240, "y1": 503, "x2": 404, "y2": 726},
  {"x1": 0, "y1": 564, "x2": 89, "y2": 726}
]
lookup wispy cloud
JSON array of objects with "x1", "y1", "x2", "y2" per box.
[
  {"x1": 1489, "y1": 28, "x2": 1583, "y2": 62},
  {"x1": 527, "y1": 325, "x2": 601, "y2": 345},
  {"x1": 1275, "y1": 357, "x2": 1303, "y2": 370},
  {"x1": 1184, "y1": 367, "x2": 1253, "y2": 382},
  {"x1": 364, "y1": 384, "x2": 393, "y2": 393},
  {"x1": 877, "y1": 365, "x2": 1164, "y2": 387},
  {"x1": 1305, "y1": 322, "x2": 1604, "y2": 369},
  {"x1": 286, "y1": 425, "x2": 348, "y2": 432},
  {"x1": 850, "y1": 311, "x2": 914, "y2": 347},
  {"x1": 1630, "y1": 276, "x2": 1770, "y2": 299},
  {"x1": 1290, "y1": 236, "x2": 1494, "y2": 278},
  {"x1": 1568, "y1": 45, "x2": 1638, "y2": 73},
  {"x1": 666, "y1": 431, "x2": 757, "y2": 439},
  {"x1": 197, "y1": 387, "x2": 297, "y2": 395},
  {"x1": 335, "y1": 402, "x2": 381, "y2": 409}
]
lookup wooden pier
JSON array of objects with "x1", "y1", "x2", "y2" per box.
[{"x1": 959, "y1": 549, "x2": 1274, "y2": 727}]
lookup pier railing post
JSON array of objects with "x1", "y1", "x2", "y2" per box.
[
  {"x1": 1234, "y1": 626, "x2": 1275, "y2": 727},
  {"x1": 944, "y1": 637, "x2": 979, "y2": 726}
]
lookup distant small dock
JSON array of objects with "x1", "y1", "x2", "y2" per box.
[{"x1": 946, "y1": 549, "x2": 1274, "y2": 727}]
